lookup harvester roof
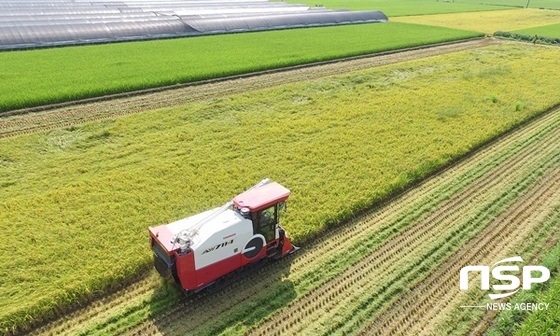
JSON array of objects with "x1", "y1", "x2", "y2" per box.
[{"x1": 233, "y1": 182, "x2": 290, "y2": 212}]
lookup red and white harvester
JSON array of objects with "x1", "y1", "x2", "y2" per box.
[{"x1": 149, "y1": 179, "x2": 296, "y2": 292}]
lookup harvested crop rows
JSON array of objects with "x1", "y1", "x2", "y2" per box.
[
  {"x1": 30, "y1": 106, "x2": 560, "y2": 335},
  {"x1": 0, "y1": 37, "x2": 497, "y2": 139},
  {"x1": 246, "y1": 111, "x2": 560, "y2": 336},
  {"x1": 361, "y1": 168, "x2": 560, "y2": 335},
  {"x1": 463, "y1": 214, "x2": 560, "y2": 336}
]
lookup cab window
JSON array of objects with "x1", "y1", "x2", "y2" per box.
[{"x1": 253, "y1": 205, "x2": 277, "y2": 242}]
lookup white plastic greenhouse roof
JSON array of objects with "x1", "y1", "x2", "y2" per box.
[{"x1": 0, "y1": 0, "x2": 388, "y2": 50}]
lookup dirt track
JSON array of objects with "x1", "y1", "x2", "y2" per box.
[
  {"x1": 28, "y1": 104, "x2": 559, "y2": 335},
  {"x1": 0, "y1": 38, "x2": 499, "y2": 139}
]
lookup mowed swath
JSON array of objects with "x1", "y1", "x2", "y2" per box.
[
  {"x1": 29, "y1": 103, "x2": 560, "y2": 336},
  {"x1": 1, "y1": 43, "x2": 560, "y2": 334}
]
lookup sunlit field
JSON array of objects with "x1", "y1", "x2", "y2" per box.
[
  {"x1": 1, "y1": 43, "x2": 559, "y2": 333},
  {"x1": 0, "y1": 22, "x2": 481, "y2": 113},
  {"x1": 514, "y1": 22, "x2": 560, "y2": 37},
  {"x1": 392, "y1": 8, "x2": 560, "y2": 34}
]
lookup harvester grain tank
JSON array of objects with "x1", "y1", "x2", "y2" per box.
[{"x1": 149, "y1": 178, "x2": 296, "y2": 292}]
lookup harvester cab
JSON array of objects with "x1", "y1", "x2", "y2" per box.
[{"x1": 148, "y1": 179, "x2": 296, "y2": 293}]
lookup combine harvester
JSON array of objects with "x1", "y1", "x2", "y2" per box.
[{"x1": 149, "y1": 178, "x2": 297, "y2": 293}]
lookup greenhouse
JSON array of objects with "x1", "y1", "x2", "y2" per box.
[{"x1": 0, "y1": 0, "x2": 388, "y2": 50}]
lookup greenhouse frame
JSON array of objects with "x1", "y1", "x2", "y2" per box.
[{"x1": 0, "y1": 0, "x2": 388, "y2": 50}]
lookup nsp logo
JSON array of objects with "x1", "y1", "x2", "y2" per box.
[{"x1": 460, "y1": 256, "x2": 550, "y2": 299}]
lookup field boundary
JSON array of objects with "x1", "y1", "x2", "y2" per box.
[
  {"x1": 494, "y1": 31, "x2": 560, "y2": 45},
  {"x1": 0, "y1": 36, "x2": 485, "y2": 119}
]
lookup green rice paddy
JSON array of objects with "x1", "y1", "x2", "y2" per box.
[
  {"x1": 0, "y1": 22, "x2": 481, "y2": 113},
  {"x1": 513, "y1": 22, "x2": 560, "y2": 37}
]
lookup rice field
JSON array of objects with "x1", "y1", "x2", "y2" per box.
[
  {"x1": 392, "y1": 8, "x2": 560, "y2": 34},
  {"x1": 456, "y1": 0, "x2": 560, "y2": 10},
  {"x1": 282, "y1": 0, "x2": 509, "y2": 15},
  {"x1": 0, "y1": 22, "x2": 481, "y2": 113},
  {"x1": 1, "y1": 42, "x2": 559, "y2": 334},
  {"x1": 25, "y1": 101, "x2": 560, "y2": 336},
  {"x1": 513, "y1": 22, "x2": 560, "y2": 37}
]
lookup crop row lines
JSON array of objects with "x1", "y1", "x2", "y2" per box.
[
  {"x1": 131, "y1": 154, "x2": 508, "y2": 334},
  {"x1": 347, "y1": 148, "x2": 560, "y2": 332},
  {"x1": 125, "y1": 108, "x2": 559, "y2": 335},
  {"x1": 277, "y1": 111, "x2": 560, "y2": 300},
  {"x1": 124, "y1": 137, "x2": 527, "y2": 335},
  {"x1": 424, "y1": 207, "x2": 560, "y2": 335},
  {"x1": 29, "y1": 108, "x2": 559, "y2": 336},
  {"x1": 121, "y1": 257, "x2": 298, "y2": 335},
  {"x1": 294, "y1": 143, "x2": 560, "y2": 332},
  {"x1": 28, "y1": 273, "x2": 161, "y2": 336},
  {"x1": 465, "y1": 209, "x2": 560, "y2": 336},
  {"x1": 286, "y1": 107, "x2": 560, "y2": 278},
  {"x1": 246, "y1": 125, "x2": 560, "y2": 335},
  {"x1": 361, "y1": 166, "x2": 560, "y2": 335},
  {"x1": 170, "y1": 121, "x2": 560, "y2": 336},
  {"x1": 295, "y1": 152, "x2": 559, "y2": 335}
]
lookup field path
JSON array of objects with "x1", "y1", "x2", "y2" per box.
[
  {"x1": 27, "y1": 106, "x2": 560, "y2": 336},
  {"x1": 0, "y1": 37, "x2": 498, "y2": 139}
]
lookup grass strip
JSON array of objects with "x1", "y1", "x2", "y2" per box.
[{"x1": 495, "y1": 31, "x2": 560, "y2": 45}]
